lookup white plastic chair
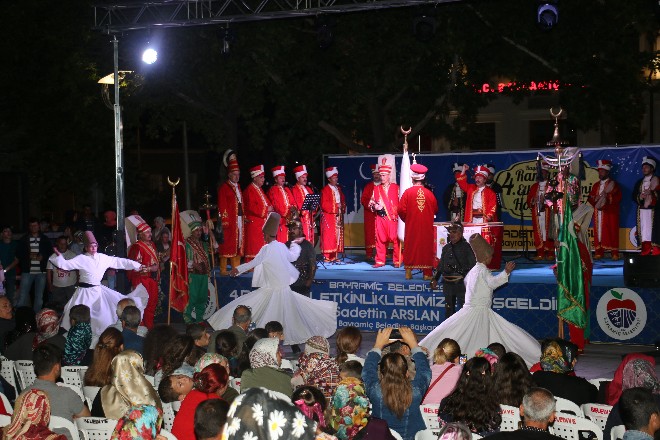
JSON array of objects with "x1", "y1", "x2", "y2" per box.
[
  {"x1": 0, "y1": 414, "x2": 11, "y2": 427},
  {"x1": 0, "y1": 391, "x2": 13, "y2": 414},
  {"x1": 229, "y1": 377, "x2": 241, "y2": 392},
  {"x1": 160, "y1": 429, "x2": 178, "y2": 440},
  {"x1": 472, "y1": 434, "x2": 483, "y2": 440},
  {"x1": 62, "y1": 366, "x2": 87, "y2": 388},
  {"x1": 555, "y1": 396, "x2": 584, "y2": 417},
  {"x1": 610, "y1": 424, "x2": 625, "y2": 440},
  {"x1": 14, "y1": 360, "x2": 35, "y2": 391},
  {"x1": 83, "y1": 386, "x2": 101, "y2": 409},
  {"x1": 587, "y1": 378, "x2": 610, "y2": 390},
  {"x1": 75, "y1": 417, "x2": 117, "y2": 440},
  {"x1": 581, "y1": 403, "x2": 612, "y2": 430},
  {"x1": 500, "y1": 404, "x2": 521, "y2": 431},
  {"x1": 162, "y1": 402, "x2": 176, "y2": 431},
  {"x1": 390, "y1": 429, "x2": 404, "y2": 440},
  {"x1": 144, "y1": 375, "x2": 156, "y2": 387},
  {"x1": 50, "y1": 415, "x2": 81, "y2": 440},
  {"x1": 552, "y1": 413, "x2": 603, "y2": 440},
  {"x1": 420, "y1": 403, "x2": 440, "y2": 430},
  {"x1": 0, "y1": 356, "x2": 18, "y2": 393}
]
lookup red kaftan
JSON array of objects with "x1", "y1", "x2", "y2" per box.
[
  {"x1": 243, "y1": 182, "x2": 272, "y2": 259},
  {"x1": 361, "y1": 181, "x2": 377, "y2": 258},
  {"x1": 267, "y1": 185, "x2": 295, "y2": 243},
  {"x1": 320, "y1": 184, "x2": 345, "y2": 260},
  {"x1": 373, "y1": 183, "x2": 400, "y2": 266},
  {"x1": 526, "y1": 181, "x2": 554, "y2": 258},
  {"x1": 399, "y1": 185, "x2": 438, "y2": 272},
  {"x1": 291, "y1": 183, "x2": 316, "y2": 244},
  {"x1": 217, "y1": 181, "x2": 244, "y2": 257},
  {"x1": 587, "y1": 179, "x2": 622, "y2": 257},
  {"x1": 127, "y1": 240, "x2": 160, "y2": 329}
]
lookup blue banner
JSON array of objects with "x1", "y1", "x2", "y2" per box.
[{"x1": 323, "y1": 145, "x2": 660, "y2": 250}]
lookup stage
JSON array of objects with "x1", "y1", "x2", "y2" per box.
[{"x1": 213, "y1": 253, "x2": 660, "y2": 346}]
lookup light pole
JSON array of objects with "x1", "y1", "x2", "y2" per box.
[{"x1": 112, "y1": 35, "x2": 126, "y2": 256}]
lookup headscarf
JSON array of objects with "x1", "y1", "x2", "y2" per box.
[
  {"x1": 101, "y1": 350, "x2": 162, "y2": 420},
  {"x1": 2, "y1": 389, "x2": 66, "y2": 440},
  {"x1": 605, "y1": 353, "x2": 656, "y2": 405},
  {"x1": 298, "y1": 337, "x2": 340, "y2": 398},
  {"x1": 223, "y1": 387, "x2": 318, "y2": 440},
  {"x1": 110, "y1": 405, "x2": 162, "y2": 440},
  {"x1": 474, "y1": 348, "x2": 498, "y2": 373},
  {"x1": 539, "y1": 340, "x2": 574, "y2": 374},
  {"x1": 249, "y1": 338, "x2": 280, "y2": 369},
  {"x1": 32, "y1": 310, "x2": 60, "y2": 350},
  {"x1": 330, "y1": 378, "x2": 370, "y2": 440},
  {"x1": 63, "y1": 322, "x2": 92, "y2": 366},
  {"x1": 194, "y1": 353, "x2": 228, "y2": 373},
  {"x1": 622, "y1": 359, "x2": 660, "y2": 394}
]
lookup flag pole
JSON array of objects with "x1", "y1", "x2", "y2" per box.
[{"x1": 167, "y1": 177, "x2": 180, "y2": 324}]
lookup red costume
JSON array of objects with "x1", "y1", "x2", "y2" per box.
[
  {"x1": 587, "y1": 176, "x2": 622, "y2": 259},
  {"x1": 399, "y1": 184, "x2": 438, "y2": 276},
  {"x1": 372, "y1": 183, "x2": 400, "y2": 267},
  {"x1": 127, "y1": 239, "x2": 159, "y2": 329},
  {"x1": 320, "y1": 178, "x2": 346, "y2": 261},
  {"x1": 291, "y1": 183, "x2": 316, "y2": 243},
  {"x1": 527, "y1": 180, "x2": 554, "y2": 259},
  {"x1": 361, "y1": 180, "x2": 378, "y2": 259},
  {"x1": 217, "y1": 180, "x2": 244, "y2": 257},
  {"x1": 243, "y1": 182, "x2": 271, "y2": 260},
  {"x1": 268, "y1": 184, "x2": 294, "y2": 243}
]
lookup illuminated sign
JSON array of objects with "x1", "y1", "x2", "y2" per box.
[{"x1": 478, "y1": 80, "x2": 560, "y2": 94}]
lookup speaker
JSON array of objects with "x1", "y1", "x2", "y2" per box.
[{"x1": 623, "y1": 253, "x2": 660, "y2": 288}]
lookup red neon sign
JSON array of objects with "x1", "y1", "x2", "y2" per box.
[{"x1": 478, "y1": 80, "x2": 560, "y2": 94}]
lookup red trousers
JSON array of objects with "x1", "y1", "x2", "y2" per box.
[
  {"x1": 133, "y1": 276, "x2": 158, "y2": 329},
  {"x1": 375, "y1": 218, "x2": 400, "y2": 265}
]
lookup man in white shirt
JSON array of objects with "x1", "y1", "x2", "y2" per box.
[{"x1": 47, "y1": 236, "x2": 78, "y2": 312}]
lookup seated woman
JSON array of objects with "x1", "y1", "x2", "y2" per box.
[
  {"x1": 212, "y1": 330, "x2": 240, "y2": 377},
  {"x1": 5, "y1": 308, "x2": 65, "y2": 361},
  {"x1": 439, "y1": 357, "x2": 501, "y2": 436},
  {"x1": 235, "y1": 328, "x2": 268, "y2": 378},
  {"x1": 362, "y1": 327, "x2": 431, "y2": 440},
  {"x1": 240, "y1": 337, "x2": 293, "y2": 397},
  {"x1": 293, "y1": 336, "x2": 340, "y2": 399},
  {"x1": 153, "y1": 334, "x2": 195, "y2": 388},
  {"x1": 336, "y1": 326, "x2": 365, "y2": 366},
  {"x1": 194, "y1": 353, "x2": 238, "y2": 404},
  {"x1": 142, "y1": 324, "x2": 179, "y2": 376},
  {"x1": 92, "y1": 350, "x2": 162, "y2": 419},
  {"x1": 111, "y1": 404, "x2": 163, "y2": 440},
  {"x1": 84, "y1": 327, "x2": 124, "y2": 387},
  {"x1": 422, "y1": 338, "x2": 462, "y2": 405},
  {"x1": 0, "y1": 389, "x2": 66, "y2": 440},
  {"x1": 62, "y1": 304, "x2": 93, "y2": 366},
  {"x1": 493, "y1": 352, "x2": 535, "y2": 407}
]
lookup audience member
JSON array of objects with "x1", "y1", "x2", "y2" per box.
[
  {"x1": 487, "y1": 342, "x2": 507, "y2": 360},
  {"x1": 46, "y1": 236, "x2": 78, "y2": 312},
  {"x1": 221, "y1": 387, "x2": 318, "y2": 439},
  {"x1": 0, "y1": 389, "x2": 66, "y2": 440},
  {"x1": 142, "y1": 324, "x2": 179, "y2": 375},
  {"x1": 211, "y1": 330, "x2": 239, "y2": 374},
  {"x1": 435, "y1": 423, "x2": 473, "y2": 440},
  {"x1": 187, "y1": 323, "x2": 210, "y2": 349},
  {"x1": 265, "y1": 320, "x2": 285, "y2": 341},
  {"x1": 339, "y1": 361, "x2": 363, "y2": 380},
  {"x1": 363, "y1": 327, "x2": 431, "y2": 440},
  {"x1": 111, "y1": 298, "x2": 148, "y2": 337},
  {"x1": 494, "y1": 352, "x2": 535, "y2": 407},
  {"x1": 17, "y1": 218, "x2": 52, "y2": 312},
  {"x1": 110, "y1": 404, "x2": 163, "y2": 440},
  {"x1": 330, "y1": 374, "x2": 370, "y2": 439},
  {"x1": 120, "y1": 305, "x2": 145, "y2": 354},
  {"x1": 532, "y1": 339, "x2": 597, "y2": 406},
  {"x1": 604, "y1": 358, "x2": 660, "y2": 440},
  {"x1": 153, "y1": 334, "x2": 195, "y2": 386},
  {"x1": 235, "y1": 327, "x2": 268, "y2": 377},
  {"x1": 5, "y1": 306, "x2": 36, "y2": 348},
  {"x1": 293, "y1": 336, "x2": 340, "y2": 398},
  {"x1": 606, "y1": 354, "x2": 657, "y2": 405},
  {"x1": 152, "y1": 216, "x2": 171, "y2": 244},
  {"x1": 439, "y1": 357, "x2": 501, "y2": 435},
  {"x1": 487, "y1": 387, "x2": 564, "y2": 440},
  {"x1": 241, "y1": 337, "x2": 292, "y2": 397},
  {"x1": 62, "y1": 304, "x2": 92, "y2": 366},
  {"x1": 0, "y1": 296, "x2": 15, "y2": 354},
  {"x1": 619, "y1": 387, "x2": 660, "y2": 440},
  {"x1": 30, "y1": 344, "x2": 90, "y2": 440},
  {"x1": 194, "y1": 399, "x2": 230, "y2": 440},
  {"x1": 5, "y1": 308, "x2": 65, "y2": 361},
  {"x1": 422, "y1": 338, "x2": 462, "y2": 405},
  {"x1": 336, "y1": 326, "x2": 364, "y2": 365},
  {"x1": 293, "y1": 386, "x2": 332, "y2": 433},
  {"x1": 171, "y1": 364, "x2": 229, "y2": 440},
  {"x1": 194, "y1": 353, "x2": 238, "y2": 403},
  {"x1": 93, "y1": 350, "x2": 161, "y2": 419},
  {"x1": 225, "y1": 305, "x2": 252, "y2": 350},
  {"x1": 0, "y1": 225, "x2": 19, "y2": 304},
  {"x1": 84, "y1": 327, "x2": 124, "y2": 387}
]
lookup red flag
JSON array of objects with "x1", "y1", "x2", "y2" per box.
[{"x1": 169, "y1": 191, "x2": 189, "y2": 313}]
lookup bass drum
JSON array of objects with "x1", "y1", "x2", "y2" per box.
[{"x1": 190, "y1": 279, "x2": 218, "y2": 321}]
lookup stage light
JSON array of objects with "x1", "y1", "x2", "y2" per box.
[
  {"x1": 142, "y1": 47, "x2": 158, "y2": 64},
  {"x1": 537, "y1": 1, "x2": 559, "y2": 31}
]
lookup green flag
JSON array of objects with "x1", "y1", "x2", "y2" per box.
[{"x1": 556, "y1": 203, "x2": 587, "y2": 328}]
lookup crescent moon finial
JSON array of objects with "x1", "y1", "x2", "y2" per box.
[
  {"x1": 167, "y1": 176, "x2": 181, "y2": 187},
  {"x1": 549, "y1": 107, "x2": 563, "y2": 119},
  {"x1": 400, "y1": 126, "x2": 412, "y2": 136}
]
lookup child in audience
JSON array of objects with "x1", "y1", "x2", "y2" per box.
[
  {"x1": 265, "y1": 320, "x2": 285, "y2": 341},
  {"x1": 336, "y1": 326, "x2": 364, "y2": 365},
  {"x1": 293, "y1": 385, "x2": 333, "y2": 434},
  {"x1": 339, "y1": 361, "x2": 363, "y2": 380}
]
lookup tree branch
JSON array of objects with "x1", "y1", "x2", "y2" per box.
[{"x1": 318, "y1": 120, "x2": 367, "y2": 152}]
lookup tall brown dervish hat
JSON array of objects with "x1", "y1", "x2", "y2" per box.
[
  {"x1": 469, "y1": 233, "x2": 493, "y2": 263},
  {"x1": 263, "y1": 212, "x2": 281, "y2": 237},
  {"x1": 83, "y1": 231, "x2": 97, "y2": 247}
]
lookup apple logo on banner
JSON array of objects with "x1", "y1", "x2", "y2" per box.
[{"x1": 596, "y1": 288, "x2": 647, "y2": 340}]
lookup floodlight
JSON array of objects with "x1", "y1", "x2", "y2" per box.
[{"x1": 142, "y1": 47, "x2": 158, "y2": 64}]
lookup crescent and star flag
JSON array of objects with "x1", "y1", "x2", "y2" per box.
[
  {"x1": 169, "y1": 190, "x2": 189, "y2": 313},
  {"x1": 556, "y1": 201, "x2": 587, "y2": 329},
  {"x1": 398, "y1": 145, "x2": 412, "y2": 242}
]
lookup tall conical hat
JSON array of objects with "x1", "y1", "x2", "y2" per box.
[
  {"x1": 82, "y1": 231, "x2": 97, "y2": 247},
  {"x1": 180, "y1": 210, "x2": 203, "y2": 239},
  {"x1": 125, "y1": 214, "x2": 149, "y2": 248},
  {"x1": 469, "y1": 233, "x2": 493, "y2": 263},
  {"x1": 263, "y1": 212, "x2": 280, "y2": 237}
]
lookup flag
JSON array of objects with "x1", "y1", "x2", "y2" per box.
[
  {"x1": 556, "y1": 202, "x2": 587, "y2": 328},
  {"x1": 397, "y1": 146, "x2": 412, "y2": 242},
  {"x1": 169, "y1": 191, "x2": 189, "y2": 313}
]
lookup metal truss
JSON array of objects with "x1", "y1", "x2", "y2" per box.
[{"x1": 93, "y1": 0, "x2": 461, "y2": 33}]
